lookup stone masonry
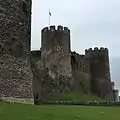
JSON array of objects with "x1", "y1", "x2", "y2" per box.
[{"x1": 0, "y1": 0, "x2": 33, "y2": 97}]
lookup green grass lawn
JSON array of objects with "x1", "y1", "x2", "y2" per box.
[
  {"x1": 0, "y1": 102, "x2": 120, "y2": 120},
  {"x1": 57, "y1": 92, "x2": 106, "y2": 102}
]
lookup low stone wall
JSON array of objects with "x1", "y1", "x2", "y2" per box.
[{"x1": 1, "y1": 97, "x2": 34, "y2": 104}]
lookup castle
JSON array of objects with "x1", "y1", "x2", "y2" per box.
[
  {"x1": 31, "y1": 26, "x2": 114, "y2": 102},
  {"x1": 0, "y1": 0, "x2": 118, "y2": 103}
]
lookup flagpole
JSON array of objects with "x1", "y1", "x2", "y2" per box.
[
  {"x1": 48, "y1": 8, "x2": 51, "y2": 26},
  {"x1": 49, "y1": 14, "x2": 50, "y2": 26}
]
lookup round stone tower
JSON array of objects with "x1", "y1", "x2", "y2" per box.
[
  {"x1": 0, "y1": 0, "x2": 33, "y2": 97},
  {"x1": 41, "y1": 25, "x2": 73, "y2": 92},
  {"x1": 85, "y1": 47, "x2": 113, "y2": 99}
]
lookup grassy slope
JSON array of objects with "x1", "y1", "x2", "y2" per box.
[
  {"x1": 0, "y1": 102, "x2": 120, "y2": 120},
  {"x1": 55, "y1": 92, "x2": 106, "y2": 102}
]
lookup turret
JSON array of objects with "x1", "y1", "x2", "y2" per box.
[
  {"x1": 85, "y1": 47, "x2": 109, "y2": 78},
  {"x1": 41, "y1": 25, "x2": 70, "y2": 54},
  {"x1": 41, "y1": 25, "x2": 73, "y2": 85},
  {"x1": 85, "y1": 47, "x2": 112, "y2": 99}
]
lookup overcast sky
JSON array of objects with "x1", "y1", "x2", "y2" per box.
[{"x1": 31, "y1": 0, "x2": 120, "y2": 58}]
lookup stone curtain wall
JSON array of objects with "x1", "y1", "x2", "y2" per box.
[
  {"x1": 0, "y1": 0, "x2": 33, "y2": 97},
  {"x1": 71, "y1": 52, "x2": 91, "y2": 93}
]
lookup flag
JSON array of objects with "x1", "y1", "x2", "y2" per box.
[{"x1": 49, "y1": 11, "x2": 51, "y2": 16}]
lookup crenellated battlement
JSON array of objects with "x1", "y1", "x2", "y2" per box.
[
  {"x1": 31, "y1": 50, "x2": 41, "y2": 58},
  {"x1": 41, "y1": 25, "x2": 70, "y2": 33},
  {"x1": 85, "y1": 47, "x2": 108, "y2": 55},
  {"x1": 71, "y1": 52, "x2": 90, "y2": 72},
  {"x1": 41, "y1": 25, "x2": 71, "y2": 54}
]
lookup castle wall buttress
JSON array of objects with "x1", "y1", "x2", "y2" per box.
[{"x1": 0, "y1": 0, "x2": 33, "y2": 97}]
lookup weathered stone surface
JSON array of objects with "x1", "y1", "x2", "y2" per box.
[
  {"x1": 0, "y1": 0, "x2": 31, "y2": 56},
  {"x1": 71, "y1": 52, "x2": 91, "y2": 93},
  {"x1": 30, "y1": 50, "x2": 74, "y2": 103},
  {"x1": 0, "y1": 54, "x2": 33, "y2": 97},
  {"x1": 0, "y1": 0, "x2": 33, "y2": 97}
]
